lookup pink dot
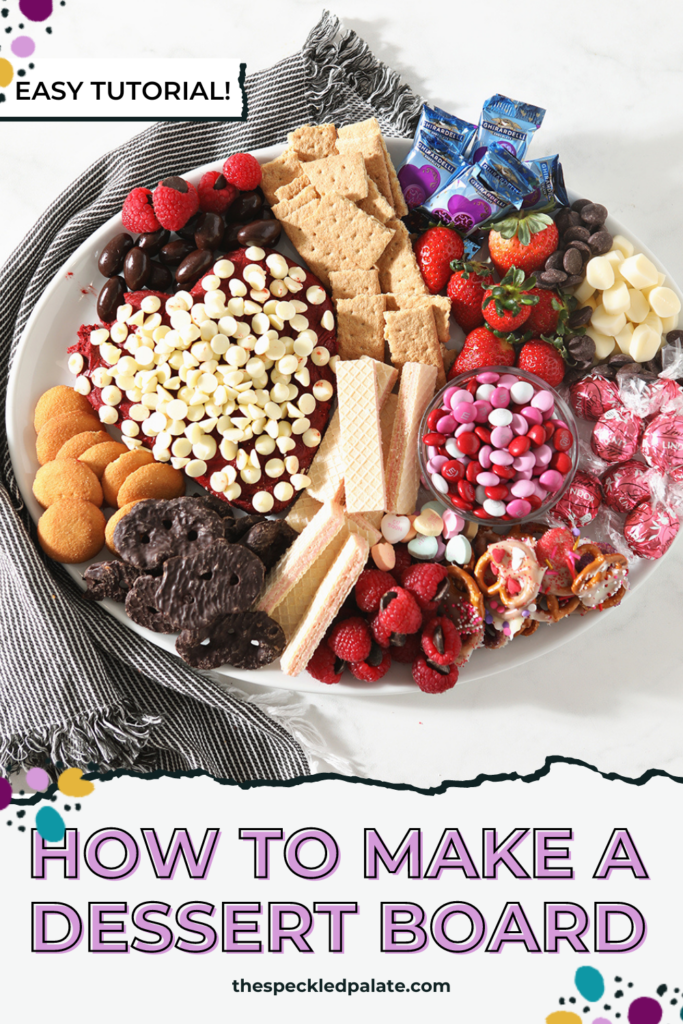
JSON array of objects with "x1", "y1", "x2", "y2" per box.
[
  {"x1": 26, "y1": 766, "x2": 50, "y2": 792},
  {"x1": 11, "y1": 35, "x2": 36, "y2": 57}
]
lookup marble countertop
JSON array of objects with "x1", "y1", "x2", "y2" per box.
[{"x1": 2, "y1": 0, "x2": 683, "y2": 787}]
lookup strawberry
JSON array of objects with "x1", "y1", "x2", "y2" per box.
[
  {"x1": 414, "y1": 226, "x2": 465, "y2": 293},
  {"x1": 488, "y1": 212, "x2": 559, "y2": 277},
  {"x1": 451, "y1": 326, "x2": 516, "y2": 377},
  {"x1": 446, "y1": 261, "x2": 495, "y2": 332},
  {"x1": 517, "y1": 339, "x2": 565, "y2": 386},
  {"x1": 524, "y1": 287, "x2": 565, "y2": 335},
  {"x1": 481, "y1": 266, "x2": 538, "y2": 332}
]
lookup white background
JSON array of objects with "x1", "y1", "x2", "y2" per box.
[{"x1": 2, "y1": 3, "x2": 683, "y2": 781}]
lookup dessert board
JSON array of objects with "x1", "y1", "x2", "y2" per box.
[{"x1": 6, "y1": 139, "x2": 679, "y2": 696}]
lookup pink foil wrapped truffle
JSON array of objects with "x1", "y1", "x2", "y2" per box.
[
  {"x1": 641, "y1": 413, "x2": 683, "y2": 482},
  {"x1": 624, "y1": 499, "x2": 679, "y2": 559},
  {"x1": 601, "y1": 460, "x2": 651, "y2": 514},
  {"x1": 591, "y1": 407, "x2": 641, "y2": 463},
  {"x1": 570, "y1": 374, "x2": 621, "y2": 421},
  {"x1": 553, "y1": 470, "x2": 602, "y2": 528}
]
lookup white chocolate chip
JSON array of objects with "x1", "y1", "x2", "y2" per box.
[
  {"x1": 649, "y1": 286, "x2": 681, "y2": 318},
  {"x1": 172, "y1": 438, "x2": 192, "y2": 458},
  {"x1": 240, "y1": 466, "x2": 261, "y2": 485},
  {"x1": 276, "y1": 436, "x2": 296, "y2": 454},
  {"x1": 225, "y1": 482, "x2": 242, "y2": 500},
  {"x1": 630, "y1": 323, "x2": 661, "y2": 363},
  {"x1": 265, "y1": 458, "x2": 285, "y2": 478},
  {"x1": 214, "y1": 259, "x2": 234, "y2": 279},
  {"x1": 291, "y1": 417, "x2": 311, "y2": 435},
  {"x1": 220, "y1": 438, "x2": 238, "y2": 460},
  {"x1": 312, "y1": 380, "x2": 334, "y2": 402},
  {"x1": 101, "y1": 384, "x2": 122, "y2": 407},
  {"x1": 290, "y1": 473, "x2": 311, "y2": 490},
  {"x1": 288, "y1": 266, "x2": 306, "y2": 283},
  {"x1": 245, "y1": 246, "x2": 266, "y2": 262},
  {"x1": 91, "y1": 367, "x2": 112, "y2": 389},
  {"x1": 185, "y1": 459, "x2": 207, "y2": 478},
  {"x1": 68, "y1": 353, "x2": 84, "y2": 375},
  {"x1": 620, "y1": 253, "x2": 659, "y2": 290},
  {"x1": 99, "y1": 405, "x2": 118, "y2": 425},
  {"x1": 202, "y1": 274, "x2": 221, "y2": 292},
  {"x1": 193, "y1": 436, "x2": 217, "y2": 461},
  {"x1": 210, "y1": 471, "x2": 228, "y2": 492},
  {"x1": 321, "y1": 310, "x2": 335, "y2": 331},
  {"x1": 302, "y1": 428, "x2": 321, "y2": 447},
  {"x1": 252, "y1": 491, "x2": 274, "y2": 513},
  {"x1": 74, "y1": 376, "x2": 91, "y2": 396},
  {"x1": 284, "y1": 455, "x2": 300, "y2": 475},
  {"x1": 273, "y1": 481, "x2": 294, "y2": 503},
  {"x1": 153, "y1": 445, "x2": 171, "y2": 462},
  {"x1": 116, "y1": 303, "x2": 133, "y2": 321},
  {"x1": 90, "y1": 328, "x2": 110, "y2": 346},
  {"x1": 306, "y1": 285, "x2": 326, "y2": 305},
  {"x1": 141, "y1": 295, "x2": 161, "y2": 314},
  {"x1": 329, "y1": 355, "x2": 340, "y2": 374},
  {"x1": 310, "y1": 347, "x2": 330, "y2": 367},
  {"x1": 270, "y1": 279, "x2": 288, "y2": 298},
  {"x1": 278, "y1": 354, "x2": 298, "y2": 375},
  {"x1": 298, "y1": 393, "x2": 316, "y2": 416},
  {"x1": 123, "y1": 437, "x2": 143, "y2": 450},
  {"x1": 290, "y1": 314, "x2": 309, "y2": 332},
  {"x1": 120, "y1": 419, "x2": 139, "y2": 438}
]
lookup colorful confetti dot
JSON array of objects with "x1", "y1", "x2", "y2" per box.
[
  {"x1": 26, "y1": 766, "x2": 50, "y2": 792},
  {"x1": 19, "y1": 0, "x2": 52, "y2": 19},
  {"x1": 592, "y1": 1019, "x2": 612, "y2": 1024},
  {"x1": 628, "y1": 998, "x2": 662, "y2": 1024},
  {"x1": 36, "y1": 805, "x2": 65, "y2": 842},
  {"x1": 0, "y1": 57, "x2": 14, "y2": 87},
  {"x1": 57, "y1": 767, "x2": 94, "y2": 798},
  {"x1": 576, "y1": 968, "x2": 606, "y2": 1003},
  {"x1": 547, "y1": 1014, "x2": 582, "y2": 1024},
  {"x1": 11, "y1": 34, "x2": 35, "y2": 56},
  {"x1": 0, "y1": 778, "x2": 12, "y2": 810}
]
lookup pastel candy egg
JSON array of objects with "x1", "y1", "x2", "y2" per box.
[
  {"x1": 483, "y1": 498, "x2": 506, "y2": 517},
  {"x1": 408, "y1": 534, "x2": 439, "y2": 560},
  {"x1": 489, "y1": 408, "x2": 513, "y2": 427},
  {"x1": 490, "y1": 387, "x2": 510, "y2": 408},
  {"x1": 476, "y1": 384, "x2": 495, "y2": 401},
  {"x1": 539, "y1": 469, "x2": 564, "y2": 491},
  {"x1": 430, "y1": 472, "x2": 449, "y2": 495},
  {"x1": 490, "y1": 425, "x2": 513, "y2": 448},
  {"x1": 510, "y1": 380, "x2": 534, "y2": 404},
  {"x1": 532, "y1": 389, "x2": 555, "y2": 412},
  {"x1": 442, "y1": 509, "x2": 465, "y2": 538},
  {"x1": 489, "y1": 449, "x2": 514, "y2": 466},
  {"x1": 506, "y1": 498, "x2": 532, "y2": 517},
  {"x1": 446, "y1": 534, "x2": 472, "y2": 565},
  {"x1": 476, "y1": 372, "x2": 499, "y2": 384},
  {"x1": 381, "y1": 514, "x2": 411, "y2": 544},
  {"x1": 436, "y1": 414, "x2": 456, "y2": 434},
  {"x1": 415, "y1": 507, "x2": 444, "y2": 536},
  {"x1": 521, "y1": 405, "x2": 543, "y2": 425},
  {"x1": 510, "y1": 479, "x2": 535, "y2": 498}
]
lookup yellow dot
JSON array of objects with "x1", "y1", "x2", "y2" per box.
[
  {"x1": 546, "y1": 1013, "x2": 582, "y2": 1024},
  {"x1": 0, "y1": 58, "x2": 14, "y2": 88}
]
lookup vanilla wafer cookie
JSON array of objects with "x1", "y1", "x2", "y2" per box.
[
  {"x1": 380, "y1": 393, "x2": 399, "y2": 475},
  {"x1": 384, "y1": 306, "x2": 446, "y2": 387},
  {"x1": 306, "y1": 408, "x2": 345, "y2": 504},
  {"x1": 346, "y1": 512, "x2": 382, "y2": 547},
  {"x1": 280, "y1": 533, "x2": 369, "y2": 676},
  {"x1": 337, "y1": 359, "x2": 385, "y2": 514},
  {"x1": 285, "y1": 490, "x2": 323, "y2": 533},
  {"x1": 385, "y1": 362, "x2": 438, "y2": 514},
  {"x1": 257, "y1": 501, "x2": 346, "y2": 617},
  {"x1": 359, "y1": 355, "x2": 398, "y2": 404}
]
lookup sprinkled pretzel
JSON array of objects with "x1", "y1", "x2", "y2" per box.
[
  {"x1": 531, "y1": 593, "x2": 581, "y2": 623},
  {"x1": 570, "y1": 543, "x2": 629, "y2": 610},
  {"x1": 446, "y1": 565, "x2": 486, "y2": 622},
  {"x1": 443, "y1": 567, "x2": 485, "y2": 666},
  {"x1": 474, "y1": 539, "x2": 544, "y2": 610}
]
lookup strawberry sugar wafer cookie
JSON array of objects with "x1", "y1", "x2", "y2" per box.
[
  {"x1": 337, "y1": 359, "x2": 385, "y2": 514},
  {"x1": 385, "y1": 361, "x2": 438, "y2": 514},
  {"x1": 280, "y1": 532, "x2": 369, "y2": 676}
]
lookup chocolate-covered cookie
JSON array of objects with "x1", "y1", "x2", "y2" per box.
[
  {"x1": 223, "y1": 513, "x2": 266, "y2": 543},
  {"x1": 114, "y1": 497, "x2": 225, "y2": 569},
  {"x1": 176, "y1": 611, "x2": 285, "y2": 670},
  {"x1": 156, "y1": 539, "x2": 264, "y2": 630},
  {"x1": 241, "y1": 519, "x2": 297, "y2": 570},
  {"x1": 83, "y1": 560, "x2": 144, "y2": 603},
  {"x1": 125, "y1": 575, "x2": 176, "y2": 633}
]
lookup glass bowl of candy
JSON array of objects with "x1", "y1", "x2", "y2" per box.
[{"x1": 418, "y1": 366, "x2": 579, "y2": 525}]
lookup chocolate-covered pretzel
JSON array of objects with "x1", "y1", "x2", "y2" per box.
[
  {"x1": 240, "y1": 519, "x2": 298, "y2": 569},
  {"x1": 113, "y1": 497, "x2": 226, "y2": 569},
  {"x1": 83, "y1": 560, "x2": 144, "y2": 603},
  {"x1": 176, "y1": 611, "x2": 286, "y2": 670},
  {"x1": 125, "y1": 575, "x2": 176, "y2": 633}
]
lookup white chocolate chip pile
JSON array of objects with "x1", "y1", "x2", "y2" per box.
[
  {"x1": 67, "y1": 247, "x2": 338, "y2": 514},
  {"x1": 573, "y1": 234, "x2": 681, "y2": 364}
]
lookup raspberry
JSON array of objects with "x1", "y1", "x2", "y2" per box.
[
  {"x1": 370, "y1": 613, "x2": 392, "y2": 648},
  {"x1": 121, "y1": 187, "x2": 161, "y2": 233},
  {"x1": 355, "y1": 569, "x2": 396, "y2": 614},
  {"x1": 152, "y1": 176, "x2": 199, "y2": 231},
  {"x1": 412, "y1": 656, "x2": 459, "y2": 694},
  {"x1": 349, "y1": 647, "x2": 392, "y2": 683},
  {"x1": 377, "y1": 586, "x2": 422, "y2": 635},
  {"x1": 306, "y1": 642, "x2": 343, "y2": 685},
  {"x1": 421, "y1": 616, "x2": 462, "y2": 666},
  {"x1": 328, "y1": 616, "x2": 372, "y2": 663},
  {"x1": 222, "y1": 152, "x2": 262, "y2": 191},
  {"x1": 400, "y1": 563, "x2": 450, "y2": 611},
  {"x1": 390, "y1": 543, "x2": 413, "y2": 582},
  {"x1": 389, "y1": 632, "x2": 422, "y2": 664},
  {"x1": 197, "y1": 170, "x2": 239, "y2": 214}
]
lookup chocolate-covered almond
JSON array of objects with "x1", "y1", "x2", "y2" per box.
[
  {"x1": 159, "y1": 239, "x2": 195, "y2": 265},
  {"x1": 221, "y1": 222, "x2": 242, "y2": 250},
  {"x1": 97, "y1": 276, "x2": 126, "y2": 322},
  {"x1": 175, "y1": 249, "x2": 215, "y2": 286},
  {"x1": 195, "y1": 212, "x2": 224, "y2": 251},
  {"x1": 136, "y1": 228, "x2": 170, "y2": 256},
  {"x1": 98, "y1": 233, "x2": 134, "y2": 278},
  {"x1": 123, "y1": 247, "x2": 151, "y2": 290},
  {"x1": 236, "y1": 219, "x2": 282, "y2": 248},
  {"x1": 147, "y1": 261, "x2": 174, "y2": 292},
  {"x1": 226, "y1": 190, "x2": 262, "y2": 223},
  {"x1": 176, "y1": 212, "x2": 203, "y2": 241}
]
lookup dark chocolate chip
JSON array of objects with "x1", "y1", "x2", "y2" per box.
[
  {"x1": 97, "y1": 276, "x2": 126, "y2": 322},
  {"x1": 568, "y1": 306, "x2": 593, "y2": 328},
  {"x1": 123, "y1": 247, "x2": 151, "y2": 290},
  {"x1": 545, "y1": 250, "x2": 566, "y2": 272},
  {"x1": 366, "y1": 642, "x2": 384, "y2": 668},
  {"x1": 608, "y1": 352, "x2": 634, "y2": 368},
  {"x1": 433, "y1": 624, "x2": 445, "y2": 655},
  {"x1": 156, "y1": 540, "x2": 265, "y2": 630},
  {"x1": 571, "y1": 198, "x2": 592, "y2": 213},
  {"x1": 125, "y1": 575, "x2": 176, "y2": 633},
  {"x1": 568, "y1": 239, "x2": 592, "y2": 260},
  {"x1": 136, "y1": 228, "x2": 170, "y2": 257},
  {"x1": 214, "y1": 174, "x2": 227, "y2": 190},
  {"x1": 98, "y1": 233, "x2": 135, "y2": 278},
  {"x1": 666, "y1": 330, "x2": 683, "y2": 345},
  {"x1": 161, "y1": 176, "x2": 188, "y2": 193},
  {"x1": 562, "y1": 225, "x2": 591, "y2": 244},
  {"x1": 380, "y1": 591, "x2": 398, "y2": 612},
  {"x1": 114, "y1": 497, "x2": 226, "y2": 570},
  {"x1": 555, "y1": 209, "x2": 577, "y2": 234},
  {"x1": 426, "y1": 659, "x2": 451, "y2": 675},
  {"x1": 175, "y1": 249, "x2": 215, "y2": 285},
  {"x1": 83, "y1": 560, "x2": 143, "y2": 602},
  {"x1": 434, "y1": 578, "x2": 450, "y2": 602},
  {"x1": 194, "y1": 212, "x2": 225, "y2": 251},
  {"x1": 176, "y1": 610, "x2": 285, "y2": 670},
  {"x1": 563, "y1": 248, "x2": 583, "y2": 275},
  {"x1": 237, "y1": 219, "x2": 282, "y2": 248},
  {"x1": 538, "y1": 268, "x2": 568, "y2": 286},
  {"x1": 567, "y1": 334, "x2": 596, "y2": 364},
  {"x1": 241, "y1": 519, "x2": 297, "y2": 570},
  {"x1": 333, "y1": 656, "x2": 346, "y2": 675},
  {"x1": 390, "y1": 632, "x2": 406, "y2": 647},
  {"x1": 587, "y1": 230, "x2": 613, "y2": 255},
  {"x1": 580, "y1": 202, "x2": 608, "y2": 226},
  {"x1": 563, "y1": 273, "x2": 584, "y2": 288}
]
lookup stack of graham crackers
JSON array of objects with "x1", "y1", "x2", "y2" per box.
[{"x1": 261, "y1": 118, "x2": 451, "y2": 387}]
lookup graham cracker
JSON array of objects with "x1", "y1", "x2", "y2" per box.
[
  {"x1": 379, "y1": 134, "x2": 409, "y2": 217},
  {"x1": 304, "y1": 153, "x2": 369, "y2": 202},
  {"x1": 287, "y1": 123, "x2": 339, "y2": 162},
  {"x1": 443, "y1": 347, "x2": 457, "y2": 375},
  {"x1": 376, "y1": 218, "x2": 428, "y2": 300},
  {"x1": 260, "y1": 151, "x2": 302, "y2": 205},
  {"x1": 357, "y1": 178, "x2": 395, "y2": 224},
  {"x1": 337, "y1": 359, "x2": 385, "y2": 514},
  {"x1": 335, "y1": 294, "x2": 387, "y2": 362},
  {"x1": 384, "y1": 306, "x2": 446, "y2": 387},
  {"x1": 257, "y1": 500, "x2": 346, "y2": 617},
  {"x1": 385, "y1": 361, "x2": 438, "y2": 514},
  {"x1": 330, "y1": 268, "x2": 381, "y2": 300},
  {"x1": 283, "y1": 193, "x2": 395, "y2": 285},
  {"x1": 389, "y1": 293, "x2": 451, "y2": 343},
  {"x1": 274, "y1": 174, "x2": 311, "y2": 203},
  {"x1": 379, "y1": 392, "x2": 399, "y2": 475},
  {"x1": 285, "y1": 490, "x2": 322, "y2": 533},
  {"x1": 272, "y1": 184, "x2": 320, "y2": 221},
  {"x1": 337, "y1": 118, "x2": 393, "y2": 206},
  {"x1": 306, "y1": 408, "x2": 346, "y2": 504},
  {"x1": 280, "y1": 533, "x2": 369, "y2": 676}
]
